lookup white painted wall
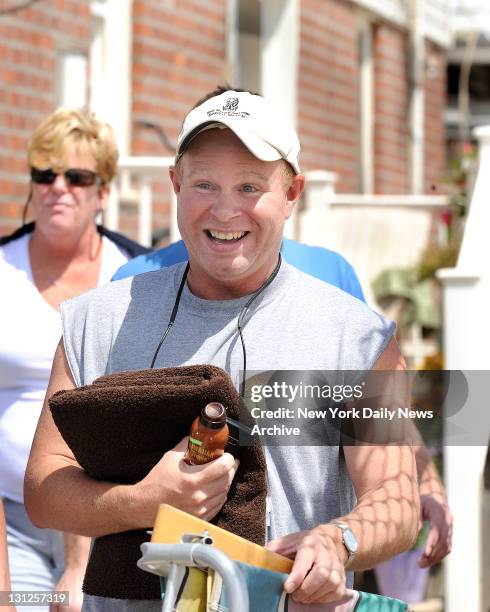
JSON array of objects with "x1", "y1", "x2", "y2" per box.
[
  {"x1": 228, "y1": 1, "x2": 299, "y2": 128},
  {"x1": 225, "y1": 0, "x2": 239, "y2": 85},
  {"x1": 260, "y1": 0, "x2": 299, "y2": 126},
  {"x1": 90, "y1": 0, "x2": 133, "y2": 155},
  {"x1": 359, "y1": 19, "x2": 374, "y2": 194},
  {"x1": 451, "y1": 0, "x2": 490, "y2": 34},
  {"x1": 352, "y1": 0, "x2": 452, "y2": 47},
  {"x1": 423, "y1": 0, "x2": 453, "y2": 45},
  {"x1": 58, "y1": 53, "x2": 88, "y2": 108},
  {"x1": 239, "y1": 33, "x2": 262, "y2": 94},
  {"x1": 409, "y1": 0, "x2": 425, "y2": 195}
]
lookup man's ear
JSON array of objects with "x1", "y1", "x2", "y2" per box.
[
  {"x1": 284, "y1": 173, "x2": 305, "y2": 219},
  {"x1": 169, "y1": 165, "x2": 181, "y2": 195}
]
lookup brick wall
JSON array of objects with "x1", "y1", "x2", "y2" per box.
[
  {"x1": 131, "y1": 0, "x2": 227, "y2": 233},
  {"x1": 0, "y1": 0, "x2": 448, "y2": 237},
  {"x1": 424, "y1": 41, "x2": 447, "y2": 194},
  {"x1": 298, "y1": 0, "x2": 361, "y2": 192},
  {"x1": 298, "y1": 4, "x2": 447, "y2": 196},
  {"x1": 0, "y1": 0, "x2": 91, "y2": 233},
  {"x1": 373, "y1": 21, "x2": 411, "y2": 194}
]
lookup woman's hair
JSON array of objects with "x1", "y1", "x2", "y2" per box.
[{"x1": 27, "y1": 108, "x2": 118, "y2": 185}]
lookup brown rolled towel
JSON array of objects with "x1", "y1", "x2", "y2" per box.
[{"x1": 49, "y1": 365, "x2": 266, "y2": 600}]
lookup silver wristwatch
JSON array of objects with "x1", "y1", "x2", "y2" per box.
[{"x1": 329, "y1": 521, "x2": 358, "y2": 567}]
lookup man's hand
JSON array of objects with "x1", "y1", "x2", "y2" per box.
[
  {"x1": 418, "y1": 493, "x2": 453, "y2": 568},
  {"x1": 266, "y1": 528, "x2": 347, "y2": 604},
  {"x1": 49, "y1": 532, "x2": 90, "y2": 612},
  {"x1": 50, "y1": 568, "x2": 84, "y2": 612},
  {"x1": 414, "y1": 444, "x2": 453, "y2": 568},
  {"x1": 136, "y1": 438, "x2": 239, "y2": 524}
]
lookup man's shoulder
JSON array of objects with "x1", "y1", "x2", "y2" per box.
[
  {"x1": 286, "y1": 262, "x2": 385, "y2": 323},
  {"x1": 286, "y1": 260, "x2": 355, "y2": 299},
  {"x1": 64, "y1": 265, "x2": 181, "y2": 317},
  {"x1": 112, "y1": 240, "x2": 188, "y2": 281}
]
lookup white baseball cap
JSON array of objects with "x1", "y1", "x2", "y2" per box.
[{"x1": 176, "y1": 90, "x2": 301, "y2": 173}]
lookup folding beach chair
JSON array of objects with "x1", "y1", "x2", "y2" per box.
[{"x1": 138, "y1": 505, "x2": 413, "y2": 612}]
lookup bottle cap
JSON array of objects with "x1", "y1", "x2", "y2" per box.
[{"x1": 200, "y1": 402, "x2": 227, "y2": 429}]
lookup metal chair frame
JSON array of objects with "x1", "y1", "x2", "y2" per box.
[{"x1": 138, "y1": 531, "x2": 249, "y2": 612}]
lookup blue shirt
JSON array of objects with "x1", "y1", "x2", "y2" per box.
[{"x1": 112, "y1": 238, "x2": 365, "y2": 302}]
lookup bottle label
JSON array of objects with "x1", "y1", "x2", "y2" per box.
[{"x1": 187, "y1": 438, "x2": 215, "y2": 463}]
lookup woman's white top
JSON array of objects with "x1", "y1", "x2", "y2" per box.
[{"x1": 0, "y1": 233, "x2": 130, "y2": 502}]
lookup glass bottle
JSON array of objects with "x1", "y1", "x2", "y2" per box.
[{"x1": 184, "y1": 402, "x2": 229, "y2": 465}]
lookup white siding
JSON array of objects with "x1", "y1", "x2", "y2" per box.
[
  {"x1": 424, "y1": 0, "x2": 452, "y2": 47},
  {"x1": 90, "y1": 0, "x2": 133, "y2": 155},
  {"x1": 451, "y1": 0, "x2": 490, "y2": 34},
  {"x1": 352, "y1": 0, "x2": 452, "y2": 48}
]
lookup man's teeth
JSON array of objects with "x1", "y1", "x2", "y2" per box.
[{"x1": 209, "y1": 230, "x2": 246, "y2": 240}]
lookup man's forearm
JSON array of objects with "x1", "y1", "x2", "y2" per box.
[
  {"x1": 25, "y1": 440, "x2": 238, "y2": 537},
  {"x1": 63, "y1": 532, "x2": 91, "y2": 572},
  {"x1": 317, "y1": 446, "x2": 420, "y2": 571},
  {"x1": 267, "y1": 446, "x2": 421, "y2": 603},
  {"x1": 318, "y1": 486, "x2": 420, "y2": 570},
  {"x1": 25, "y1": 461, "x2": 143, "y2": 537}
]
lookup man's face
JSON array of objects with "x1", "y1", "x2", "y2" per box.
[{"x1": 170, "y1": 129, "x2": 304, "y2": 299}]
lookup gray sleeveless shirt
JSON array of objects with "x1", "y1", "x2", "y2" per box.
[{"x1": 61, "y1": 261, "x2": 394, "y2": 610}]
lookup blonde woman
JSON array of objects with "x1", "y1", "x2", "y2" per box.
[{"x1": 0, "y1": 108, "x2": 149, "y2": 611}]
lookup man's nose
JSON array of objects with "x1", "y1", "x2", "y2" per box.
[{"x1": 209, "y1": 191, "x2": 241, "y2": 222}]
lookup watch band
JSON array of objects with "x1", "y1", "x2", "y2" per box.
[{"x1": 329, "y1": 520, "x2": 358, "y2": 567}]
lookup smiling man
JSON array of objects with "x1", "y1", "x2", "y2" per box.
[
  {"x1": 25, "y1": 89, "x2": 420, "y2": 611},
  {"x1": 170, "y1": 128, "x2": 302, "y2": 299}
]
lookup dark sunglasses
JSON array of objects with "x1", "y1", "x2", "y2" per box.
[{"x1": 30, "y1": 167, "x2": 100, "y2": 187}]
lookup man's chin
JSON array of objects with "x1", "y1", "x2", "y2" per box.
[
  {"x1": 199, "y1": 253, "x2": 250, "y2": 276},
  {"x1": 210, "y1": 266, "x2": 251, "y2": 284}
]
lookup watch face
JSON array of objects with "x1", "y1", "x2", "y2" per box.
[{"x1": 344, "y1": 528, "x2": 358, "y2": 554}]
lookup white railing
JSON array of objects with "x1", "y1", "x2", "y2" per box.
[
  {"x1": 108, "y1": 156, "x2": 176, "y2": 247},
  {"x1": 295, "y1": 170, "x2": 450, "y2": 305},
  {"x1": 438, "y1": 125, "x2": 490, "y2": 612},
  {"x1": 291, "y1": 171, "x2": 451, "y2": 367}
]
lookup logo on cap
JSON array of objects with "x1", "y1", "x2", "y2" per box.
[
  {"x1": 223, "y1": 97, "x2": 239, "y2": 112},
  {"x1": 206, "y1": 97, "x2": 250, "y2": 119}
]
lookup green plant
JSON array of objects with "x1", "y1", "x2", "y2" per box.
[{"x1": 417, "y1": 242, "x2": 460, "y2": 282}]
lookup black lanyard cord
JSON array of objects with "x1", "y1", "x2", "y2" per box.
[
  {"x1": 150, "y1": 262, "x2": 190, "y2": 368},
  {"x1": 149, "y1": 256, "x2": 282, "y2": 397},
  {"x1": 237, "y1": 255, "x2": 282, "y2": 396}
]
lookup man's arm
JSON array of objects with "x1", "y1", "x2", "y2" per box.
[
  {"x1": 50, "y1": 534, "x2": 91, "y2": 612},
  {"x1": 266, "y1": 337, "x2": 420, "y2": 604},
  {"x1": 414, "y1": 444, "x2": 453, "y2": 567},
  {"x1": 25, "y1": 341, "x2": 238, "y2": 537}
]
